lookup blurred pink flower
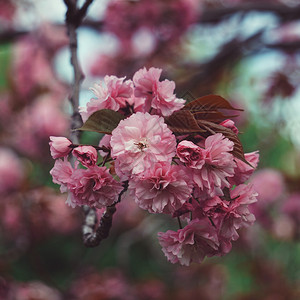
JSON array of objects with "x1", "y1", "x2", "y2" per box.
[
  {"x1": 281, "y1": 193, "x2": 300, "y2": 223},
  {"x1": 250, "y1": 168, "x2": 285, "y2": 204},
  {"x1": 67, "y1": 165, "x2": 123, "y2": 208},
  {"x1": 12, "y1": 96, "x2": 69, "y2": 159},
  {"x1": 8, "y1": 281, "x2": 62, "y2": 300},
  {"x1": 110, "y1": 112, "x2": 176, "y2": 179},
  {"x1": 129, "y1": 163, "x2": 193, "y2": 214},
  {"x1": 49, "y1": 136, "x2": 72, "y2": 159},
  {"x1": 81, "y1": 75, "x2": 134, "y2": 122},
  {"x1": 0, "y1": 148, "x2": 24, "y2": 194},
  {"x1": 192, "y1": 133, "x2": 236, "y2": 197},
  {"x1": 158, "y1": 218, "x2": 219, "y2": 266},
  {"x1": 12, "y1": 37, "x2": 65, "y2": 99},
  {"x1": 73, "y1": 145, "x2": 98, "y2": 167}
]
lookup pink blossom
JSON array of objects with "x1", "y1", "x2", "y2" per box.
[
  {"x1": 192, "y1": 133, "x2": 236, "y2": 197},
  {"x1": 81, "y1": 75, "x2": 134, "y2": 122},
  {"x1": 152, "y1": 79, "x2": 185, "y2": 116},
  {"x1": 133, "y1": 67, "x2": 185, "y2": 116},
  {"x1": 129, "y1": 163, "x2": 193, "y2": 214},
  {"x1": 176, "y1": 140, "x2": 205, "y2": 169},
  {"x1": 73, "y1": 145, "x2": 98, "y2": 167},
  {"x1": 67, "y1": 166, "x2": 123, "y2": 208},
  {"x1": 50, "y1": 158, "x2": 75, "y2": 193},
  {"x1": 0, "y1": 148, "x2": 24, "y2": 194},
  {"x1": 220, "y1": 184, "x2": 257, "y2": 242},
  {"x1": 229, "y1": 151, "x2": 259, "y2": 185},
  {"x1": 110, "y1": 112, "x2": 176, "y2": 179},
  {"x1": 158, "y1": 219, "x2": 219, "y2": 266},
  {"x1": 219, "y1": 119, "x2": 239, "y2": 134},
  {"x1": 49, "y1": 136, "x2": 72, "y2": 159}
]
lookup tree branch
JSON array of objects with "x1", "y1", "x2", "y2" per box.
[{"x1": 82, "y1": 181, "x2": 129, "y2": 247}]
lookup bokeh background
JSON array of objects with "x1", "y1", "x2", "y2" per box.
[{"x1": 0, "y1": 0, "x2": 300, "y2": 299}]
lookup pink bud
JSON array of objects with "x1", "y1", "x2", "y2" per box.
[
  {"x1": 220, "y1": 119, "x2": 239, "y2": 134},
  {"x1": 73, "y1": 146, "x2": 98, "y2": 167},
  {"x1": 49, "y1": 136, "x2": 72, "y2": 159}
]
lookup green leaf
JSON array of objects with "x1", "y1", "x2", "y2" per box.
[{"x1": 76, "y1": 109, "x2": 126, "y2": 134}]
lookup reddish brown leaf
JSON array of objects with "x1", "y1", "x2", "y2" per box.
[
  {"x1": 182, "y1": 95, "x2": 242, "y2": 122},
  {"x1": 183, "y1": 95, "x2": 243, "y2": 112},
  {"x1": 164, "y1": 110, "x2": 205, "y2": 135}
]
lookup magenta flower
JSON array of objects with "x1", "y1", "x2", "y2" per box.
[
  {"x1": 229, "y1": 151, "x2": 259, "y2": 185},
  {"x1": 80, "y1": 75, "x2": 134, "y2": 122},
  {"x1": 129, "y1": 163, "x2": 193, "y2": 214},
  {"x1": 67, "y1": 165, "x2": 123, "y2": 208},
  {"x1": 73, "y1": 145, "x2": 98, "y2": 167},
  {"x1": 49, "y1": 136, "x2": 72, "y2": 159},
  {"x1": 192, "y1": 133, "x2": 236, "y2": 197},
  {"x1": 176, "y1": 140, "x2": 205, "y2": 169},
  {"x1": 110, "y1": 112, "x2": 176, "y2": 179},
  {"x1": 219, "y1": 184, "x2": 257, "y2": 242},
  {"x1": 133, "y1": 67, "x2": 185, "y2": 116},
  {"x1": 158, "y1": 219, "x2": 219, "y2": 266}
]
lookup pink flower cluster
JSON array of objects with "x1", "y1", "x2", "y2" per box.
[
  {"x1": 50, "y1": 139, "x2": 122, "y2": 208},
  {"x1": 80, "y1": 67, "x2": 185, "y2": 122},
  {"x1": 50, "y1": 67, "x2": 259, "y2": 266}
]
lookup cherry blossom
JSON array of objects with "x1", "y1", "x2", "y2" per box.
[
  {"x1": 80, "y1": 75, "x2": 134, "y2": 122},
  {"x1": 133, "y1": 67, "x2": 185, "y2": 116},
  {"x1": 129, "y1": 163, "x2": 193, "y2": 214},
  {"x1": 158, "y1": 219, "x2": 219, "y2": 266},
  {"x1": 191, "y1": 133, "x2": 236, "y2": 197},
  {"x1": 67, "y1": 166, "x2": 123, "y2": 208},
  {"x1": 110, "y1": 112, "x2": 176, "y2": 179}
]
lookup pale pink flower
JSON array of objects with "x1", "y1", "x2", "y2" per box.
[
  {"x1": 129, "y1": 163, "x2": 193, "y2": 214},
  {"x1": 67, "y1": 165, "x2": 123, "y2": 208},
  {"x1": 110, "y1": 112, "x2": 176, "y2": 179},
  {"x1": 152, "y1": 80, "x2": 185, "y2": 116},
  {"x1": 49, "y1": 136, "x2": 72, "y2": 159},
  {"x1": 50, "y1": 158, "x2": 75, "y2": 193},
  {"x1": 219, "y1": 119, "x2": 239, "y2": 134},
  {"x1": 0, "y1": 148, "x2": 24, "y2": 194},
  {"x1": 158, "y1": 218, "x2": 219, "y2": 266},
  {"x1": 192, "y1": 133, "x2": 236, "y2": 197},
  {"x1": 73, "y1": 145, "x2": 98, "y2": 167},
  {"x1": 229, "y1": 151, "x2": 259, "y2": 185},
  {"x1": 176, "y1": 140, "x2": 205, "y2": 169},
  {"x1": 133, "y1": 67, "x2": 185, "y2": 116},
  {"x1": 81, "y1": 75, "x2": 133, "y2": 122}
]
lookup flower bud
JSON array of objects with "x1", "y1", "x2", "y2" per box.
[
  {"x1": 73, "y1": 146, "x2": 98, "y2": 167},
  {"x1": 49, "y1": 136, "x2": 72, "y2": 159}
]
